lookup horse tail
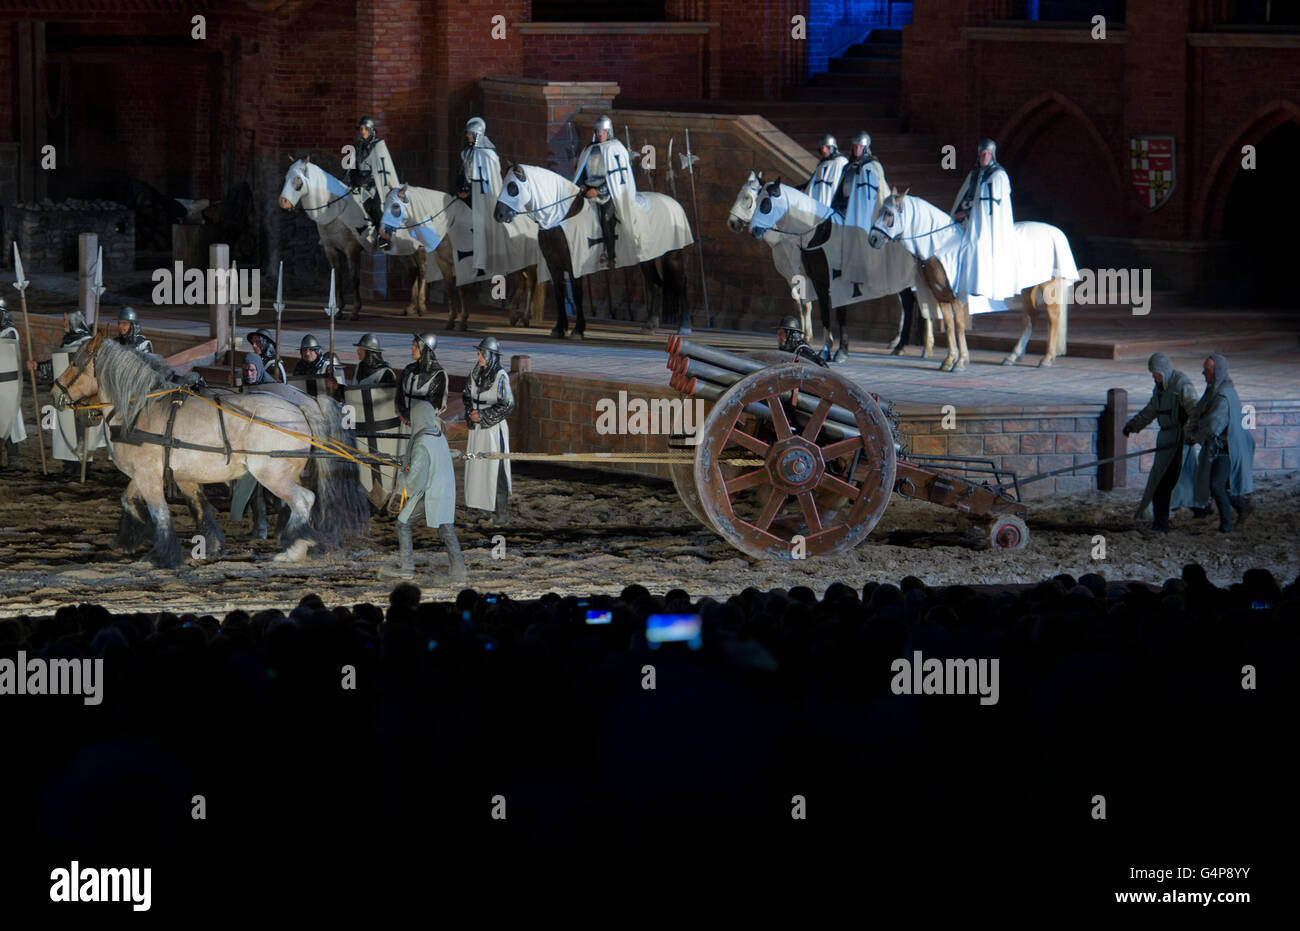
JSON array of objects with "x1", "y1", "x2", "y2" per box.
[{"x1": 302, "y1": 397, "x2": 371, "y2": 547}]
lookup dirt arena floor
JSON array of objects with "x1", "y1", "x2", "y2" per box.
[{"x1": 2, "y1": 436, "x2": 1296, "y2": 618}]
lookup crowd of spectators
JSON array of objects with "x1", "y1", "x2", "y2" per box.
[{"x1": 2, "y1": 566, "x2": 1291, "y2": 911}]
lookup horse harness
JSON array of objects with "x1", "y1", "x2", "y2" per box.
[{"x1": 110, "y1": 389, "x2": 237, "y2": 487}]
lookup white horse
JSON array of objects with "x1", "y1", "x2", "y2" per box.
[
  {"x1": 278, "y1": 156, "x2": 440, "y2": 321},
  {"x1": 727, "y1": 171, "x2": 934, "y2": 362},
  {"x1": 493, "y1": 163, "x2": 693, "y2": 338},
  {"x1": 381, "y1": 183, "x2": 548, "y2": 331},
  {"x1": 868, "y1": 188, "x2": 1077, "y2": 371}
]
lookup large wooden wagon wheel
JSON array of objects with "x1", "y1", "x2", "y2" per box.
[{"x1": 691, "y1": 363, "x2": 897, "y2": 560}]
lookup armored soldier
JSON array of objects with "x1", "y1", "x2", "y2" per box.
[
  {"x1": 26, "y1": 310, "x2": 101, "y2": 477},
  {"x1": 836, "y1": 131, "x2": 888, "y2": 227},
  {"x1": 247, "y1": 329, "x2": 287, "y2": 383},
  {"x1": 573, "y1": 115, "x2": 636, "y2": 268},
  {"x1": 397, "y1": 332, "x2": 446, "y2": 422},
  {"x1": 777, "y1": 315, "x2": 829, "y2": 368},
  {"x1": 803, "y1": 134, "x2": 849, "y2": 209},
  {"x1": 345, "y1": 116, "x2": 400, "y2": 250},
  {"x1": 115, "y1": 307, "x2": 154, "y2": 354},
  {"x1": 354, "y1": 333, "x2": 396, "y2": 386},
  {"x1": 457, "y1": 117, "x2": 500, "y2": 279},
  {"x1": 950, "y1": 139, "x2": 1018, "y2": 301},
  {"x1": 0, "y1": 298, "x2": 28, "y2": 468},
  {"x1": 462, "y1": 336, "x2": 513, "y2": 524},
  {"x1": 381, "y1": 398, "x2": 464, "y2": 582},
  {"x1": 293, "y1": 334, "x2": 346, "y2": 384}
]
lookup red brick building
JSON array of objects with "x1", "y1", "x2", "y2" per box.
[{"x1": 1, "y1": 0, "x2": 1295, "y2": 302}]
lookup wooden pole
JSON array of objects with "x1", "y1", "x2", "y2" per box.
[{"x1": 1099, "y1": 387, "x2": 1128, "y2": 491}]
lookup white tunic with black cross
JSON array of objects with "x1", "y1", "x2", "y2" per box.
[
  {"x1": 0, "y1": 325, "x2": 28, "y2": 445},
  {"x1": 463, "y1": 366, "x2": 513, "y2": 511}
]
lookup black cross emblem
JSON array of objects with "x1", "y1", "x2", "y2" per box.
[
  {"x1": 812, "y1": 170, "x2": 836, "y2": 195},
  {"x1": 607, "y1": 152, "x2": 629, "y2": 185},
  {"x1": 375, "y1": 157, "x2": 394, "y2": 190},
  {"x1": 980, "y1": 184, "x2": 1002, "y2": 217},
  {"x1": 855, "y1": 168, "x2": 878, "y2": 199},
  {"x1": 472, "y1": 173, "x2": 491, "y2": 195}
]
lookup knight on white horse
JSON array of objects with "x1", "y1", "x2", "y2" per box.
[
  {"x1": 345, "y1": 116, "x2": 400, "y2": 250},
  {"x1": 456, "y1": 117, "x2": 539, "y2": 282},
  {"x1": 803, "y1": 133, "x2": 849, "y2": 208}
]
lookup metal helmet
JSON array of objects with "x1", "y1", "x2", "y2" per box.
[
  {"x1": 300, "y1": 334, "x2": 321, "y2": 353},
  {"x1": 477, "y1": 336, "x2": 501, "y2": 356},
  {"x1": 414, "y1": 332, "x2": 438, "y2": 353},
  {"x1": 354, "y1": 333, "x2": 382, "y2": 353},
  {"x1": 977, "y1": 138, "x2": 997, "y2": 155},
  {"x1": 358, "y1": 116, "x2": 377, "y2": 136},
  {"x1": 250, "y1": 328, "x2": 276, "y2": 352},
  {"x1": 465, "y1": 117, "x2": 486, "y2": 143},
  {"x1": 118, "y1": 307, "x2": 138, "y2": 324},
  {"x1": 593, "y1": 116, "x2": 614, "y2": 141},
  {"x1": 778, "y1": 315, "x2": 804, "y2": 351},
  {"x1": 852, "y1": 131, "x2": 872, "y2": 156},
  {"x1": 818, "y1": 134, "x2": 838, "y2": 155}
]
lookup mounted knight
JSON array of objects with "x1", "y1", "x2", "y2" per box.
[
  {"x1": 803, "y1": 134, "x2": 849, "y2": 209},
  {"x1": 951, "y1": 138, "x2": 1019, "y2": 303},
  {"x1": 345, "y1": 116, "x2": 400, "y2": 251},
  {"x1": 573, "y1": 115, "x2": 639, "y2": 268}
]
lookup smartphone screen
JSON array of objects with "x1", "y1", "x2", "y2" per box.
[
  {"x1": 585, "y1": 609, "x2": 612, "y2": 625},
  {"x1": 646, "y1": 614, "x2": 702, "y2": 650}
]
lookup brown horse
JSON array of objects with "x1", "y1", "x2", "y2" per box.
[{"x1": 54, "y1": 334, "x2": 369, "y2": 568}]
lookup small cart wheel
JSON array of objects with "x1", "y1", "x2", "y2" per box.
[{"x1": 989, "y1": 514, "x2": 1029, "y2": 551}]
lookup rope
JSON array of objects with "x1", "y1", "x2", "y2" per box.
[{"x1": 464, "y1": 451, "x2": 765, "y2": 466}]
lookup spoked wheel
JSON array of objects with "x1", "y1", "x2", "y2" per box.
[{"x1": 693, "y1": 363, "x2": 897, "y2": 560}]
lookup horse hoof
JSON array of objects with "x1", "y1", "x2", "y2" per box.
[
  {"x1": 273, "y1": 539, "x2": 313, "y2": 563},
  {"x1": 550, "y1": 328, "x2": 566, "y2": 339},
  {"x1": 572, "y1": 330, "x2": 586, "y2": 341},
  {"x1": 457, "y1": 321, "x2": 468, "y2": 332},
  {"x1": 832, "y1": 348, "x2": 849, "y2": 364},
  {"x1": 1038, "y1": 356, "x2": 1054, "y2": 368},
  {"x1": 1001, "y1": 356, "x2": 1019, "y2": 366}
]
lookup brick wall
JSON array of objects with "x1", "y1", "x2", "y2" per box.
[
  {"x1": 522, "y1": 33, "x2": 707, "y2": 99},
  {"x1": 1128, "y1": 401, "x2": 1300, "y2": 482}
]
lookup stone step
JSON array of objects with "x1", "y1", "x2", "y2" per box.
[
  {"x1": 808, "y1": 71, "x2": 901, "y2": 91},
  {"x1": 844, "y1": 41, "x2": 903, "y2": 59}
]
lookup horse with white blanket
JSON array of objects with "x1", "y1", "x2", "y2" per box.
[
  {"x1": 869, "y1": 188, "x2": 1078, "y2": 371},
  {"x1": 728, "y1": 171, "x2": 934, "y2": 362},
  {"x1": 493, "y1": 164, "x2": 693, "y2": 338}
]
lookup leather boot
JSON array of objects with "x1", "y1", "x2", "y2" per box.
[
  {"x1": 494, "y1": 471, "x2": 510, "y2": 526},
  {"x1": 438, "y1": 523, "x2": 466, "y2": 582},
  {"x1": 246, "y1": 489, "x2": 268, "y2": 540},
  {"x1": 2, "y1": 439, "x2": 17, "y2": 468},
  {"x1": 380, "y1": 520, "x2": 415, "y2": 579}
]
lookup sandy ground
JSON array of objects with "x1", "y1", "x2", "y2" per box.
[{"x1": 1, "y1": 432, "x2": 1296, "y2": 618}]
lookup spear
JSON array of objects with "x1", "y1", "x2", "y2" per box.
[
  {"x1": 91, "y1": 245, "x2": 104, "y2": 335},
  {"x1": 229, "y1": 260, "x2": 239, "y2": 386},
  {"x1": 11, "y1": 244, "x2": 47, "y2": 474},
  {"x1": 325, "y1": 268, "x2": 338, "y2": 370},
  {"x1": 682, "y1": 128, "x2": 710, "y2": 330},
  {"x1": 273, "y1": 261, "x2": 284, "y2": 381}
]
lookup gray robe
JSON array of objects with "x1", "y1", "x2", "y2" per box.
[
  {"x1": 395, "y1": 400, "x2": 455, "y2": 527},
  {"x1": 1187, "y1": 353, "x2": 1255, "y2": 504},
  {"x1": 1124, "y1": 354, "x2": 1199, "y2": 518}
]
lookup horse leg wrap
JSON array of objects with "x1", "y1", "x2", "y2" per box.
[{"x1": 438, "y1": 523, "x2": 466, "y2": 583}]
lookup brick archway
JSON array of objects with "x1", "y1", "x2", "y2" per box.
[
  {"x1": 1198, "y1": 100, "x2": 1300, "y2": 240},
  {"x1": 996, "y1": 91, "x2": 1125, "y2": 198}
]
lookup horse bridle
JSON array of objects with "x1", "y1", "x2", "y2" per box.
[
  {"x1": 51, "y1": 337, "x2": 101, "y2": 410},
  {"x1": 871, "y1": 201, "x2": 960, "y2": 243}
]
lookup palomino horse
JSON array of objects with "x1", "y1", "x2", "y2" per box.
[
  {"x1": 54, "y1": 334, "x2": 370, "y2": 568},
  {"x1": 728, "y1": 171, "x2": 933, "y2": 362},
  {"x1": 381, "y1": 184, "x2": 548, "y2": 331},
  {"x1": 278, "y1": 156, "x2": 434, "y2": 321},
  {"x1": 492, "y1": 163, "x2": 693, "y2": 338},
  {"x1": 869, "y1": 188, "x2": 1078, "y2": 371}
]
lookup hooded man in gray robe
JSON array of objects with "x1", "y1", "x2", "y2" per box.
[
  {"x1": 1122, "y1": 352, "x2": 1199, "y2": 532},
  {"x1": 1186, "y1": 352, "x2": 1255, "y2": 533},
  {"x1": 381, "y1": 399, "x2": 464, "y2": 582}
]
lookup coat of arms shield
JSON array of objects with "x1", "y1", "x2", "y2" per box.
[{"x1": 1130, "y1": 135, "x2": 1176, "y2": 211}]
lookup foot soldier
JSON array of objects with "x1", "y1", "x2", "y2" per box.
[
  {"x1": 950, "y1": 139, "x2": 1018, "y2": 302},
  {"x1": 345, "y1": 116, "x2": 400, "y2": 250},
  {"x1": 1123, "y1": 353, "x2": 1199, "y2": 533},
  {"x1": 1187, "y1": 353, "x2": 1255, "y2": 533},
  {"x1": 573, "y1": 115, "x2": 635, "y2": 268},
  {"x1": 803, "y1": 134, "x2": 849, "y2": 209},
  {"x1": 0, "y1": 299, "x2": 28, "y2": 468},
  {"x1": 397, "y1": 333, "x2": 445, "y2": 423},
  {"x1": 115, "y1": 307, "x2": 154, "y2": 354},
  {"x1": 462, "y1": 336, "x2": 514, "y2": 525},
  {"x1": 245, "y1": 329, "x2": 287, "y2": 384},
  {"x1": 778, "y1": 315, "x2": 829, "y2": 367},
  {"x1": 354, "y1": 333, "x2": 396, "y2": 386},
  {"x1": 381, "y1": 399, "x2": 465, "y2": 582},
  {"x1": 232, "y1": 352, "x2": 279, "y2": 538},
  {"x1": 293, "y1": 334, "x2": 346, "y2": 384},
  {"x1": 27, "y1": 311, "x2": 102, "y2": 477}
]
